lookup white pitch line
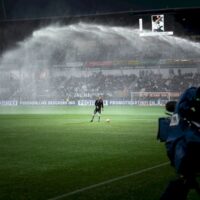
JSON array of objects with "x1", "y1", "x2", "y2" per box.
[{"x1": 48, "y1": 162, "x2": 170, "y2": 200}]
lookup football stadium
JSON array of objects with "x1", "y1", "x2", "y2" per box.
[{"x1": 0, "y1": 1, "x2": 200, "y2": 200}]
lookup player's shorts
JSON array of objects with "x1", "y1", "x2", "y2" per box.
[{"x1": 94, "y1": 108, "x2": 101, "y2": 114}]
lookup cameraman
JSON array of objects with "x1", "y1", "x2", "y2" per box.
[
  {"x1": 175, "y1": 86, "x2": 200, "y2": 123},
  {"x1": 160, "y1": 86, "x2": 200, "y2": 200}
]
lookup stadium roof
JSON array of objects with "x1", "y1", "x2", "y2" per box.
[{"x1": 0, "y1": 0, "x2": 200, "y2": 21}]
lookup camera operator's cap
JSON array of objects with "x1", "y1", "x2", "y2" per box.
[{"x1": 196, "y1": 87, "x2": 200, "y2": 101}]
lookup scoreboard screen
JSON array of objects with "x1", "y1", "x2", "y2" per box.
[{"x1": 151, "y1": 15, "x2": 164, "y2": 32}]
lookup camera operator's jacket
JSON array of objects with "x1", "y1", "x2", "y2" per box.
[{"x1": 175, "y1": 86, "x2": 200, "y2": 123}]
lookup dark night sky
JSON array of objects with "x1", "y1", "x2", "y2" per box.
[{"x1": 0, "y1": 0, "x2": 200, "y2": 20}]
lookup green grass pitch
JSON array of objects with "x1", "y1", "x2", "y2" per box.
[{"x1": 0, "y1": 106, "x2": 199, "y2": 200}]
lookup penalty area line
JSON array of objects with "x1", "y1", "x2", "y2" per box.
[{"x1": 48, "y1": 161, "x2": 170, "y2": 200}]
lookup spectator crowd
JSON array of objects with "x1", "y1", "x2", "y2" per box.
[{"x1": 0, "y1": 67, "x2": 199, "y2": 101}]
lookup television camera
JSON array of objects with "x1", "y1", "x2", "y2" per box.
[{"x1": 157, "y1": 87, "x2": 200, "y2": 200}]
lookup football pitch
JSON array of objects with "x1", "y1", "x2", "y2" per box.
[{"x1": 0, "y1": 106, "x2": 199, "y2": 200}]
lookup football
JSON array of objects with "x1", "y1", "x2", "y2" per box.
[{"x1": 106, "y1": 118, "x2": 110, "y2": 122}]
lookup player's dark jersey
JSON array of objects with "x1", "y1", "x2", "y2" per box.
[{"x1": 94, "y1": 99, "x2": 104, "y2": 112}]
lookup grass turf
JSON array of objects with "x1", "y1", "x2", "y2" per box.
[{"x1": 0, "y1": 106, "x2": 199, "y2": 200}]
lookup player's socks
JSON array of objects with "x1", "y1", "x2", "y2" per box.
[{"x1": 91, "y1": 116, "x2": 94, "y2": 122}]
